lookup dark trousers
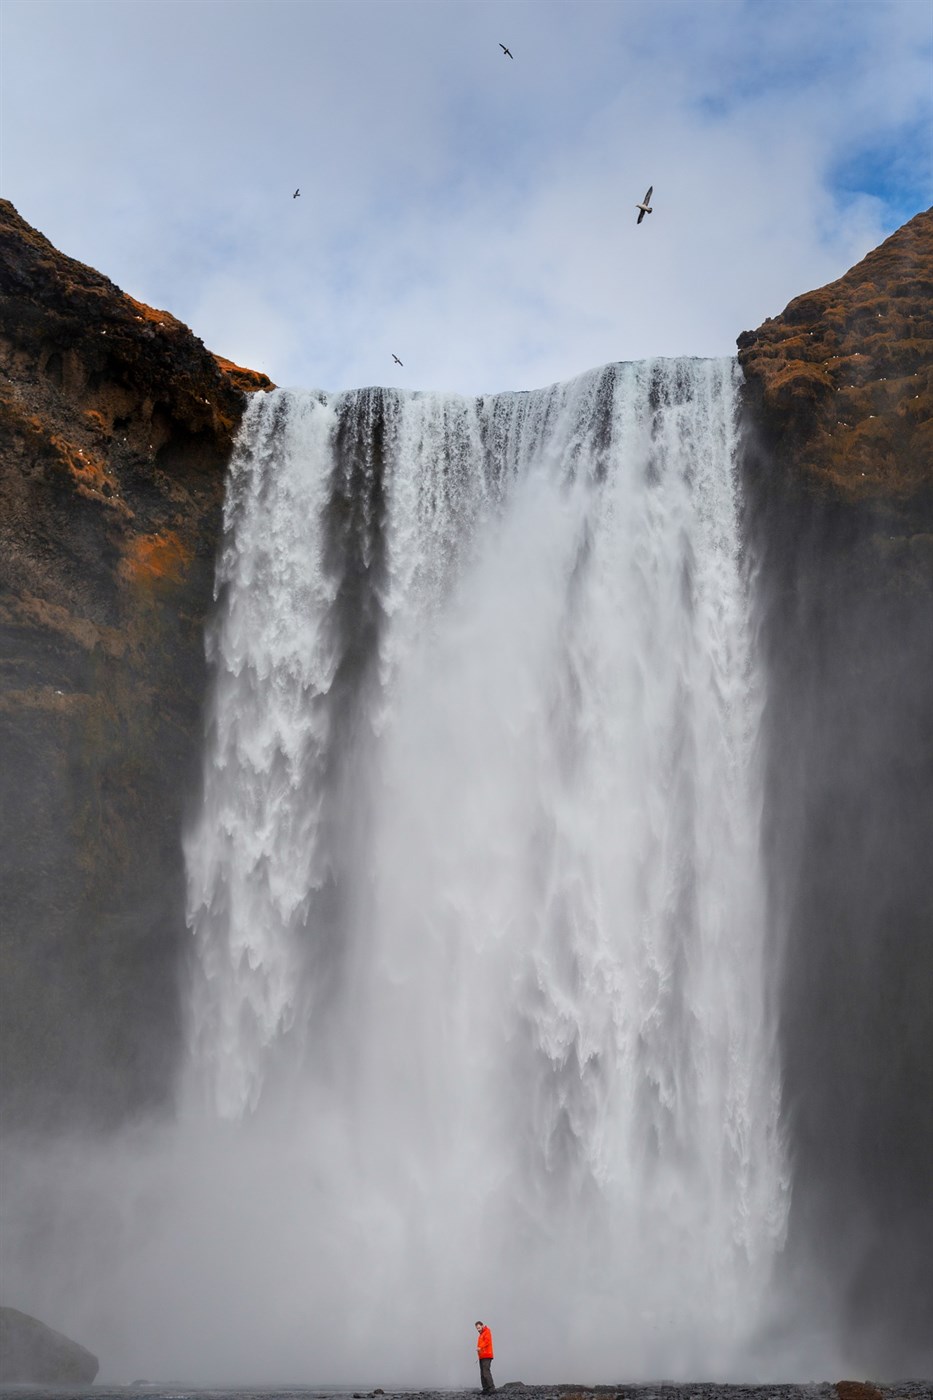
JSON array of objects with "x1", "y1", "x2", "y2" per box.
[{"x1": 479, "y1": 1357, "x2": 495, "y2": 1392}]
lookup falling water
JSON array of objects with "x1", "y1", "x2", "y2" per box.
[{"x1": 180, "y1": 360, "x2": 787, "y2": 1382}]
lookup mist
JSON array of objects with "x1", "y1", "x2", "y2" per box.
[
  {"x1": 747, "y1": 462, "x2": 933, "y2": 1380},
  {"x1": 3, "y1": 363, "x2": 793, "y2": 1385},
  {"x1": 2, "y1": 347, "x2": 930, "y2": 1385}
]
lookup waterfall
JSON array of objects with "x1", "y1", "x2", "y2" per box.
[{"x1": 182, "y1": 360, "x2": 788, "y2": 1381}]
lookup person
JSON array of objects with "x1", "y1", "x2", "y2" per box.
[{"x1": 475, "y1": 1320, "x2": 495, "y2": 1393}]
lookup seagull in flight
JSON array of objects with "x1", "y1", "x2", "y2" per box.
[
  {"x1": 392, "y1": 354, "x2": 404, "y2": 367},
  {"x1": 636, "y1": 186, "x2": 653, "y2": 224},
  {"x1": 499, "y1": 43, "x2": 514, "y2": 59},
  {"x1": 293, "y1": 188, "x2": 300, "y2": 199}
]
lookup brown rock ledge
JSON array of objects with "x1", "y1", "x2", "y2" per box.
[{"x1": 738, "y1": 206, "x2": 933, "y2": 512}]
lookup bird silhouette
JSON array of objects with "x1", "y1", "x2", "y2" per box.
[
  {"x1": 499, "y1": 43, "x2": 513, "y2": 59},
  {"x1": 636, "y1": 186, "x2": 653, "y2": 224},
  {"x1": 392, "y1": 354, "x2": 404, "y2": 367},
  {"x1": 293, "y1": 188, "x2": 300, "y2": 199}
]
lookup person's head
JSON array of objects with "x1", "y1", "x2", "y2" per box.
[{"x1": 475, "y1": 1321, "x2": 483, "y2": 1331}]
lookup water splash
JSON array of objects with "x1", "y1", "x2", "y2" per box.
[{"x1": 180, "y1": 359, "x2": 787, "y2": 1380}]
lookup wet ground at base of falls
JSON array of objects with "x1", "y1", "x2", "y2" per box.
[{"x1": 2, "y1": 1383, "x2": 931, "y2": 1399}]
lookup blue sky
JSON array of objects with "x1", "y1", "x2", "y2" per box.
[{"x1": 1, "y1": 0, "x2": 930, "y2": 394}]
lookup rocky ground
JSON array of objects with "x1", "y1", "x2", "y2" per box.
[{"x1": 0, "y1": 1384, "x2": 931, "y2": 1400}]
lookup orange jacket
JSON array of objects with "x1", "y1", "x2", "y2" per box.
[{"x1": 477, "y1": 1326, "x2": 494, "y2": 1360}]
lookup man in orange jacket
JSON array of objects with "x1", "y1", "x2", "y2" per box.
[{"x1": 475, "y1": 1320, "x2": 495, "y2": 1393}]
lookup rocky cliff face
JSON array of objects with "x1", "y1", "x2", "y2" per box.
[
  {"x1": 738, "y1": 208, "x2": 933, "y2": 1374},
  {"x1": 0, "y1": 200, "x2": 271, "y2": 1126},
  {"x1": 739, "y1": 207, "x2": 932, "y2": 510}
]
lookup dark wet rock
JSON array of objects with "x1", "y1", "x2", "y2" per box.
[
  {"x1": 348, "y1": 1385, "x2": 931, "y2": 1400},
  {"x1": 0, "y1": 1305, "x2": 99, "y2": 1383},
  {"x1": 737, "y1": 207, "x2": 933, "y2": 1380},
  {"x1": 0, "y1": 1383, "x2": 928, "y2": 1400}
]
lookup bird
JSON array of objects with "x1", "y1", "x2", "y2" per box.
[
  {"x1": 392, "y1": 354, "x2": 403, "y2": 367},
  {"x1": 636, "y1": 186, "x2": 653, "y2": 224},
  {"x1": 293, "y1": 188, "x2": 300, "y2": 199},
  {"x1": 499, "y1": 43, "x2": 513, "y2": 59}
]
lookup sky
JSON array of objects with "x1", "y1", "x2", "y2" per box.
[{"x1": 1, "y1": 0, "x2": 931, "y2": 395}]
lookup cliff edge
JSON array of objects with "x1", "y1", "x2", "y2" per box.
[
  {"x1": 0, "y1": 200, "x2": 271, "y2": 1126},
  {"x1": 738, "y1": 206, "x2": 932, "y2": 515}
]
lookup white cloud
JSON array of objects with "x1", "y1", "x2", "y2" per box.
[{"x1": 1, "y1": 0, "x2": 929, "y2": 393}]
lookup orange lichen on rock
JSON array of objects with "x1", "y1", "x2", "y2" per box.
[
  {"x1": 83, "y1": 408, "x2": 111, "y2": 436},
  {"x1": 122, "y1": 530, "x2": 193, "y2": 586},
  {"x1": 0, "y1": 592, "x2": 124, "y2": 656},
  {"x1": 834, "y1": 1384, "x2": 882, "y2": 1400},
  {"x1": 765, "y1": 359, "x2": 835, "y2": 403},
  {"x1": 11, "y1": 398, "x2": 134, "y2": 517},
  {"x1": 125, "y1": 295, "x2": 187, "y2": 333},
  {"x1": 49, "y1": 431, "x2": 111, "y2": 489},
  {"x1": 738, "y1": 206, "x2": 933, "y2": 507},
  {"x1": 44, "y1": 429, "x2": 133, "y2": 517},
  {"x1": 213, "y1": 354, "x2": 275, "y2": 395}
]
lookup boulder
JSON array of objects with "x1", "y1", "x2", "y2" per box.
[{"x1": 0, "y1": 1305, "x2": 99, "y2": 1384}]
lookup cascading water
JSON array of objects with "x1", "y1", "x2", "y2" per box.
[{"x1": 180, "y1": 359, "x2": 788, "y2": 1382}]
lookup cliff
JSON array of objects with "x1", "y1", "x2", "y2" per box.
[
  {"x1": 738, "y1": 207, "x2": 932, "y2": 512},
  {"x1": 738, "y1": 208, "x2": 933, "y2": 1373},
  {"x1": 0, "y1": 199, "x2": 271, "y2": 1125}
]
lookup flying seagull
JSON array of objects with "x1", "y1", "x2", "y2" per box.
[
  {"x1": 293, "y1": 188, "x2": 300, "y2": 199},
  {"x1": 392, "y1": 354, "x2": 404, "y2": 367},
  {"x1": 499, "y1": 43, "x2": 514, "y2": 58},
  {"x1": 636, "y1": 186, "x2": 653, "y2": 224}
]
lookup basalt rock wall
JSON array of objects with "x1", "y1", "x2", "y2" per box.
[
  {"x1": 0, "y1": 200, "x2": 271, "y2": 1127},
  {"x1": 738, "y1": 208, "x2": 933, "y2": 1373}
]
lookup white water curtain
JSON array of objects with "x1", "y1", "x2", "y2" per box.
[{"x1": 179, "y1": 360, "x2": 787, "y2": 1382}]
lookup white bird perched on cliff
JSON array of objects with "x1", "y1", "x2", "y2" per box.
[{"x1": 636, "y1": 186, "x2": 653, "y2": 224}]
